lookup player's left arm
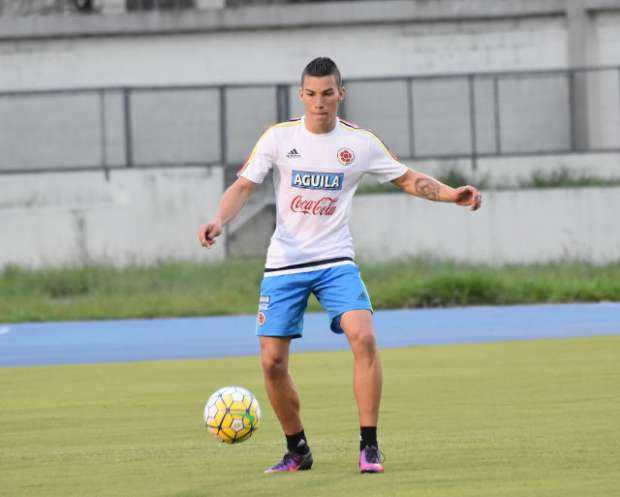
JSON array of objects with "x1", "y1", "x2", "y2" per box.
[{"x1": 391, "y1": 169, "x2": 482, "y2": 211}]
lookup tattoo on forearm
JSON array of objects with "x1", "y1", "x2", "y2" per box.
[{"x1": 414, "y1": 178, "x2": 440, "y2": 201}]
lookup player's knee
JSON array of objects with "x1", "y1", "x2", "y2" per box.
[
  {"x1": 350, "y1": 330, "x2": 377, "y2": 355},
  {"x1": 261, "y1": 354, "x2": 287, "y2": 379}
]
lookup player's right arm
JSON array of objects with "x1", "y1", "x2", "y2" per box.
[
  {"x1": 198, "y1": 177, "x2": 256, "y2": 248},
  {"x1": 198, "y1": 126, "x2": 276, "y2": 249}
]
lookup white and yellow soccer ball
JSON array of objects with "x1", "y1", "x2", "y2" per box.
[{"x1": 203, "y1": 386, "x2": 261, "y2": 444}]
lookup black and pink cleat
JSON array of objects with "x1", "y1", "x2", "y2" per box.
[
  {"x1": 264, "y1": 451, "x2": 314, "y2": 474},
  {"x1": 359, "y1": 445, "x2": 384, "y2": 473}
]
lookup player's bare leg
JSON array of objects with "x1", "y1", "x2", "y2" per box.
[
  {"x1": 340, "y1": 309, "x2": 385, "y2": 473},
  {"x1": 341, "y1": 310, "x2": 382, "y2": 425},
  {"x1": 260, "y1": 336, "x2": 313, "y2": 473},
  {"x1": 260, "y1": 336, "x2": 303, "y2": 433}
]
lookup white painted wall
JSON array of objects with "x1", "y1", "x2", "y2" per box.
[
  {"x1": 2, "y1": 4, "x2": 619, "y2": 174},
  {"x1": 593, "y1": 10, "x2": 620, "y2": 65},
  {"x1": 589, "y1": 12, "x2": 620, "y2": 149},
  {"x1": 402, "y1": 152, "x2": 620, "y2": 188},
  {"x1": 0, "y1": 17, "x2": 568, "y2": 91},
  {"x1": 3, "y1": 166, "x2": 618, "y2": 267},
  {"x1": 1, "y1": 2, "x2": 619, "y2": 268},
  {"x1": 0, "y1": 167, "x2": 225, "y2": 267},
  {"x1": 350, "y1": 186, "x2": 620, "y2": 264}
]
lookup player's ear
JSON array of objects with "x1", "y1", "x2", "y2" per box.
[
  {"x1": 298, "y1": 86, "x2": 304, "y2": 101},
  {"x1": 339, "y1": 86, "x2": 346, "y2": 101}
]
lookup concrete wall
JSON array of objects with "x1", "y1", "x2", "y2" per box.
[
  {"x1": 2, "y1": 1, "x2": 620, "y2": 175},
  {"x1": 589, "y1": 13, "x2": 620, "y2": 148},
  {"x1": 9, "y1": 73, "x2": 618, "y2": 173},
  {"x1": 0, "y1": 2, "x2": 576, "y2": 91},
  {"x1": 0, "y1": 167, "x2": 225, "y2": 267},
  {"x1": 3, "y1": 0, "x2": 620, "y2": 91},
  {"x1": 593, "y1": 9, "x2": 620, "y2": 65},
  {"x1": 0, "y1": 19, "x2": 569, "y2": 91},
  {"x1": 0, "y1": 85, "x2": 277, "y2": 171},
  {"x1": 403, "y1": 152, "x2": 620, "y2": 188},
  {"x1": 350, "y1": 186, "x2": 620, "y2": 264},
  {"x1": 2, "y1": 1, "x2": 620, "y2": 174},
  {"x1": 2, "y1": 0, "x2": 620, "y2": 268},
  {"x1": 3, "y1": 167, "x2": 618, "y2": 267}
]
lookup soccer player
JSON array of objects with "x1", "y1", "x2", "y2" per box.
[{"x1": 199, "y1": 57, "x2": 482, "y2": 474}]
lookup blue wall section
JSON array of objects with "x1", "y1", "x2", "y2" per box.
[{"x1": 1, "y1": 303, "x2": 619, "y2": 367}]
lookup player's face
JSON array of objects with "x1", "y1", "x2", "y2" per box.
[{"x1": 299, "y1": 75, "x2": 344, "y2": 128}]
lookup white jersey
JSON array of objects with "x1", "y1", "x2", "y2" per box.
[{"x1": 239, "y1": 116, "x2": 408, "y2": 272}]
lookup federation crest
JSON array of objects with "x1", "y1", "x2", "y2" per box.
[
  {"x1": 258, "y1": 311, "x2": 266, "y2": 326},
  {"x1": 337, "y1": 148, "x2": 355, "y2": 166}
]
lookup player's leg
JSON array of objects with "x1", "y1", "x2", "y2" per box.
[
  {"x1": 256, "y1": 272, "x2": 313, "y2": 473},
  {"x1": 340, "y1": 309, "x2": 382, "y2": 428},
  {"x1": 260, "y1": 338, "x2": 313, "y2": 473},
  {"x1": 260, "y1": 337, "x2": 304, "y2": 435},
  {"x1": 340, "y1": 310, "x2": 385, "y2": 473},
  {"x1": 312, "y1": 264, "x2": 384, "y2": 473}
]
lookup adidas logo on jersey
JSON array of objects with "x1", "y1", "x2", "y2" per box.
[{"x1": 286, "y1": 148, "x2": 301, "y2": 158}]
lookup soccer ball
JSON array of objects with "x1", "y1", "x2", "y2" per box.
[{"x1": 203, "y1": 386, "x2": 261, "y2": 444}]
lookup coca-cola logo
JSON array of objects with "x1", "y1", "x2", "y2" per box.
[{"x1": 290, "y1": 195, "x2": 338, "y2": 216}]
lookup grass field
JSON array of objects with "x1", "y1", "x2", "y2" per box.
[
  {"x1": 356, "y1": 168, "x2": 620, "y2": 194},
  {"x1": 2, "y1": 336, "x2": 619, "y2": 497},
  {"x1": 2, "y1": 259, "x2": 619, "y2": 323}
]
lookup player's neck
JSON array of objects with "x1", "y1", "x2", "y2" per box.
[{"x1": 304, "y1": 115, "x2": 338, "y2": 135}]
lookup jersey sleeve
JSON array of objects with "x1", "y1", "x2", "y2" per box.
[
  {"x1": 365, "y1": 132, "x2": 409, "y2": 183},
  {"x1": 237, "y1": 127, "x2": 277, "y2": 184}
]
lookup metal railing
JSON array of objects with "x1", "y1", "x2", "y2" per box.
[
  {"x1": 126, "y1": 0, "x2": 195, "y2": 11},
  {"x1": 0, "y1": 0, "x2": 345, "y2": 17},
  {"x1": 1, "y1": 66, "x2": 620, "y2": 180},
  {"x1": 0, "y1": 0, "x2": 94, "y2": 16}
]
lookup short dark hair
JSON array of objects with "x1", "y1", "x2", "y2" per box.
[{"x1": 301, "y1": 57, "x2": 342, "y2": 87}]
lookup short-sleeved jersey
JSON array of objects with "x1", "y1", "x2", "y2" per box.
[{"x1": 239, "y1": 116, "x2": 408, "y2": 271}]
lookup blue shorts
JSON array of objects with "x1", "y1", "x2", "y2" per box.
[{"x1": 256, "y1": 263, "x2": 373, "y2": 339}]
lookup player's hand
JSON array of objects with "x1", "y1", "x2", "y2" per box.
[
  {"x1": 198, "y1": 219, "x2": 222, "y2": 248},
  {"x1": 454, "y1": 185, "x2": 482, "y2": 211}
]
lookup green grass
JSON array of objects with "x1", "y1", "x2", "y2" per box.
[
  {"x1": 1, "y1": 259, "x2": 619, "y2": 323},
  {"x1": 1, "y1": 336, "x2": 619, "y2": 497},
  {"x1": 356, "y1": 167, "x2": 620, "y2": 195},
  {"x1": 525, "y1": 167, "x2": 620, "y2": 189},
  {"x1": 357, "y1": 168, "x2": 489, "y2": 195}
]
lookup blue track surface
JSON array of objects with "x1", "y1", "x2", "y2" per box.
[{"x1": 1, "y1": 303, "x2": 619, "y2": 367}]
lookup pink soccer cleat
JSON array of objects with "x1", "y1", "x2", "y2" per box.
[
  {"x1": 264, "y1": 451, "x2": 313, "y2": 473},
  {"x1": 359, "y1": 445, "x2": 384, "y2": 473}
]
